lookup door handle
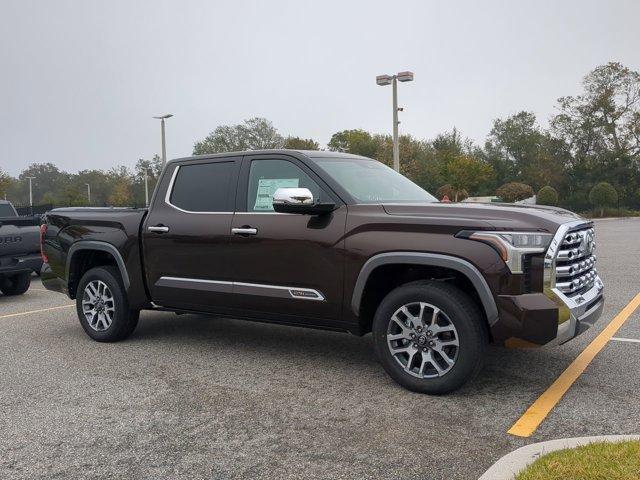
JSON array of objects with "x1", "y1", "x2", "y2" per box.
[
  {"x1": 148, "y1": 225, "x2": 169, "y2": 233},
  {"x1": 231, "y1": 227, "x2": 257, "y2": 236}
]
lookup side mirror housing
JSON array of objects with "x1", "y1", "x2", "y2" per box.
[{"x1": 272, "y1": 188, "x2": 336, "y2": 215}]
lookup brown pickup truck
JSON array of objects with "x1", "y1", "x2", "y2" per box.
[{"x1": 41, "y1": 150, "x2": 604, "y2": 393}]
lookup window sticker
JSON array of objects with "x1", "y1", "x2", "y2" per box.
[{"x1": 254, "y1": 178, "x2": 299, "y2": 210}]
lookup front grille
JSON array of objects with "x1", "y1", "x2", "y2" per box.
[{"x1": 554, "y1": 226, "x2": 597, "y2": 296}]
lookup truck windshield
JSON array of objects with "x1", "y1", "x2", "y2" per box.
[{"x1": 314, "y1": 158, "x2": 437, "y2": 204}]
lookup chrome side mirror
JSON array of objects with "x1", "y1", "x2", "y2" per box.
[
  {"x1": 272, "y1": 187, "x2": 336, "y2": 215},
  {"x1": 273, "y1": 188, "x2": 314, "y2": 206}
]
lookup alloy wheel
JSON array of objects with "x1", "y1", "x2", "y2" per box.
[
  {"x1": 386, "y1": 301, "x2": 459, "y2": 378},
  {"x1": 81, "y1": 280, "x2": 115, "y2": 331}
]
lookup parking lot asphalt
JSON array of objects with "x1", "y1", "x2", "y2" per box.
[{"x1": 1, "y1": 218, "x2": 639, "y2": 480}]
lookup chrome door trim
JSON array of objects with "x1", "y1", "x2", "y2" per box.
[
  {"x1": 231, "y1": 227, "x2": 258, "y2": 235},
  {"x1": 155, "y1": 276, "x2": 325, "y2": 301},
  {"x1": 148, "y1": 226, "x2": 169, "y2": 233}
]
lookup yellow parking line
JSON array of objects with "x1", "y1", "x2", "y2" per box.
[
  {"x1": 0, "y1": 304, "x2": 74, "y2": 319},
  {"x1": 508, "y1": 291, "x2": 640, "y2": 438}
]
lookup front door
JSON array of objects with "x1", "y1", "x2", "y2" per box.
[
  {"x1": 228, "y1": 154, "x2": 346, "y2": 324},
  {"x1": 142, "y1": 157, "x2": 240, "y2": 313}
]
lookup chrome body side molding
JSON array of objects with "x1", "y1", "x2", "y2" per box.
[{"x1": 155, "y1": 276, "x2": 325, "y2": 301}]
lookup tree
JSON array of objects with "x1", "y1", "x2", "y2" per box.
[
  {"x1": 17, "y1": 163, "x2": 69, "y2": 205},
  {"x1": 436, "y1": 184, "x2": 468, "y2": 202},
  {"x1": 108, "y1": 179, "x2": 133, "y2": 206},
  {"x1": 551, "y1": 62, "x2": 640, "y2": 206},
  {"x1": 484, "y1": 111, "x2": 566, "y2": 191},
  {"x1": 0, "y1": 169, "x2": 14, "y2": 199},
  {"x1": 327, "y1": 129, "x2": 380, "y2": 158},
  {"x1": 589, "y1": 182, "x2": 618, "y2": 216},
  {"x1": 283, "y1": 136, "x2": 320, "y2": 150},
  {"x1": 443, "y1": 155, "x2": 494, "y2": 201},
  {"x1": 193, "y1": 117, "x2": 284, "y2": 154},
  {"x1": 496, "y1": 182, "x2": 534, "y2": 202},
  {"x1": 537, "y1": 186, "x2": 559, "y2": 206}
]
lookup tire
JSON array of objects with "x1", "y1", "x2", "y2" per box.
[
  {"x1": 0, "y1": 272, "x2": 31, "y2": 296},
  {"x1": 372, "y1": 281, "x2": 487, "y2": 394},
  {"x1": 75, "y1": 266, "x2": 139, "y2": 342}
]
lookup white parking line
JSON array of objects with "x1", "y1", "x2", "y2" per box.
[
  {"x1": 0, "y1": 304, "x2": 74, "y2": 319},
  {"x1": 610, "y1": 337, "x2": 640, "y2": 344}
]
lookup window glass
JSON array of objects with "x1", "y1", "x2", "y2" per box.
[
  {"x1": 247, "y1": 159, "x2": 324, "y2": 212},
  {"x1": 170, "y1": 161, "x2": 235, "y2": 212},
  {"x1": 315, "y1": 158, "x2": 437, "y2": 203},
  {"x1": 0, "y1": 203, "x2": 16, "y2": 217}
]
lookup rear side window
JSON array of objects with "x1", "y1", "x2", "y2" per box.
[{"x1": 169, "y1": 161, "x2": 236, "y2": 212}]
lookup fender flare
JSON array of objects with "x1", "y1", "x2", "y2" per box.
[
  {"x1": 351, "y1": 252, "x2": 499, "y2": 325},
  {"x1": 66, "y1": 241, "x2": 131, "y2": 290}
]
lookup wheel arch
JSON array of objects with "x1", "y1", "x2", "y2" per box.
[
  {"x1": 66, "y1": 241, "x2": 130, "y2": 298},
  {"x1": 351, "y1": 252, "x2": 499, "y2": 327}
]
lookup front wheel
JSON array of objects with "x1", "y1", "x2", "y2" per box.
[
  {"x1": 76, "y1": 266, "x2": 139, "y2": 342},
  {"x1": 0, "y1": 272, "x2": 31, "y2": 296},
  {"x1": 372, "y1": 282, "x2": 487, "y2": 394}
]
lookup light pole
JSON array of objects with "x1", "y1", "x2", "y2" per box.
[
  {"x1": 376, "y1": 71, "x2": 414, "y2": 172},
  {"x1": 85, "y1": 183, "x2": 91, "y2": 204},
  {"x1": 25, "y1": 176, "x2": 35, "y2": 211},
  {"x1": 144, "y1": 168, "x2": 149, "y2": 207},
  {"x1": 153, "y1": 114, "x2": 173, "y2": 166}
]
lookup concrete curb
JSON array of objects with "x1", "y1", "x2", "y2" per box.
[{"x1": 479, "y1": 435, "x2": 640, "y2": 480}]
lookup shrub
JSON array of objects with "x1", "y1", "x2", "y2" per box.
[
  {"x1": 436, "y1": 184, "x2": 468, "y2": 202},
  {"x1": 589, "y1": 182, "x2": 618, "y2": 217},
  {"x1": 496, "y1": 182, "x2": 534, "y2": 203},
  {"x1": 537, "y1": 186, "x2": 559, "y2": 206}
]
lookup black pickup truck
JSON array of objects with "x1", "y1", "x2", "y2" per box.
[
  {"x1": 0, "y1": 200, "x2": 42, "y2": 296},
  {"x1": 42, "y1": 150, "x2": 604, "y2": 393}
]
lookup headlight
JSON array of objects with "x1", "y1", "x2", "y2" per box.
[{"x1": 461, "y1": 231, "x2": 553, "y2": 273}]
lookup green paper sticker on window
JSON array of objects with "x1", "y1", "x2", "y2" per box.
[{"x1": 254, "y1": 178, "x2": 299, "y2": 211}]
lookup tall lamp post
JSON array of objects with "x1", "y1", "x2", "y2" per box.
[
  {"x1": 153, "y1": 114, "x2": 173, "y2": 166},
  {"x1": 376, "y1": 71, "x2": 414, "y2": 172},
  {"x1": 85, "y1": 183, "x2": 91, "y2": 204},
  {"x1": 144, "y1": 168, "x2": 150, "y2": 207},
  {"x1": 25, "y1": 176, "x2": 36, "y2": 214}
]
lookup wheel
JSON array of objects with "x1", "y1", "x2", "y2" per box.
[
  {"x1": 372, "y1": 282, "x2": 487, "y2": 394},
  {"x1": 0, "y1": 272, "x2": 31, "y2": 296},
  {"x1": 76, "y1": 266, "x2": 139, "y2": 342}
]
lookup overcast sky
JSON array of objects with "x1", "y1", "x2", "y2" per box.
[{"x1": 1, "y1": 0, "x2": 638, "y2": 176}]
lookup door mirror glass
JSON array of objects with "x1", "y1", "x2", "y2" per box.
[{"x1": 272, "y1": 188, "x2": 335, "y2": 215}]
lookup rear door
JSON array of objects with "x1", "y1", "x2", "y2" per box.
[
  {"x1": 142, "y1": 157, "x2": 241, "y2": 312},
  {"x1": 228, "y1": 154, "x2": 347, "y2": 323}
]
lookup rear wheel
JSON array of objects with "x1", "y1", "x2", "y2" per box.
[
  {"x1": 0, "y1": 272, "x2": 31, "y2": 296},
  {"x1": 372, "y1": 282, "x2": 487, "y2": 394},
  {"x1": 76, "y1": 266, "x2": 139, "y2": 342}
]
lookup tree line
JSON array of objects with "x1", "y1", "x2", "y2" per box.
[{"x1": 1, "y1": 62, "x2": 638, "y2": 213}]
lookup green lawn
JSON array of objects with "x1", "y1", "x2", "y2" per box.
[{"x1": 516, "y1": 440, "x2": 640, "y2": 480}]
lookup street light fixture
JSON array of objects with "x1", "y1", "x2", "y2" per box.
[
  {"x1": 153, "y1": 114, "x2": 173, "y2": 166},
  {"x1": 376, "y1": 71, "x2": 414, "y2": 172}
]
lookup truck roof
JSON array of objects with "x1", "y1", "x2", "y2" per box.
[{"x1": 167, "y1": 149, "x2": 371, "y2": 164}]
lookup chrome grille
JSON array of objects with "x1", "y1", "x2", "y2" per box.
[{"x1": 554, "y1": 226, "x2": 597, "y2": 296}]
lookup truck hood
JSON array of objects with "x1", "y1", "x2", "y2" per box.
[{"x1": 382, "y1": 202, "x2": 584, "y2": 232}]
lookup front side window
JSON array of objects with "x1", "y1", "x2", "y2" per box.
[
  {"x1": 246, "y1": 159, "x2": 326, "y2": 212},
  {"x1": 315, "y1": 158, "x2": 437, "y2": 203},
  {"x1": 170, "y1": 161, "x2": 235, "y2": 212}
]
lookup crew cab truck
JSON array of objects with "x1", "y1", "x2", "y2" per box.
[
  {"x1": 0, "y1": 200, "x2": 42, "y2": 296},
  {"x1": 41, "y1": 150, "x2": 604, "y2": 393}
]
